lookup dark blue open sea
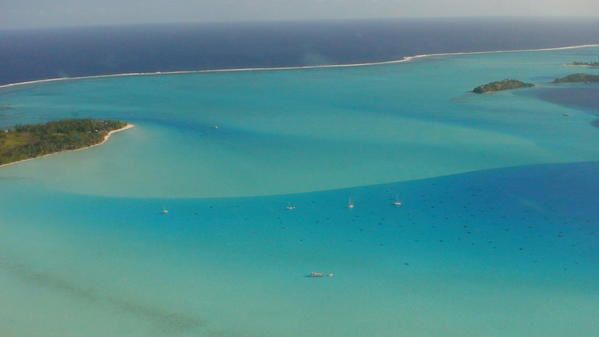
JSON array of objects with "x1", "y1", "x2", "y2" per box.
[{"x1": 1, "y1": 17, "x2": 599, "y2": 85}]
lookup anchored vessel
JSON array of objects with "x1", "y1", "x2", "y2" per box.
[{"x1": 306, "y1": 272, "x2": 335, "y2": 278}]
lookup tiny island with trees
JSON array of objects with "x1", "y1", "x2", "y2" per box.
[
  {"x1": 570, "y1": 61, "x2": 599, "y2": 68},
  {"x1": 0, "y1": 119, "x2": 132, "y2": 167},
  {"x1": 472, "y1": 79, "x2": 534, "y2": 94},
  {"x1": 553, "y1": 73, "x2": 599, "y2": 84},
  {"x1": 473, "y1": 71, "x2": 599, "y2": 94}
]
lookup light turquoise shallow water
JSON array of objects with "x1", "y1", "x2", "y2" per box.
[
  {"x1": 1, "y1": 47, "x2": 599, "y2": 198},
  {"x1": 0, "y1": 47, "x2": 598, "y2": 337}
]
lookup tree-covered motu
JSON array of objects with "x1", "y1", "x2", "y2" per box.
[
  {"x1": 0, "y1": 119, "x2": 127, "y2": 165},
  {"x1": 472, "y1": 79, "x2": 534, "y2": 94}
]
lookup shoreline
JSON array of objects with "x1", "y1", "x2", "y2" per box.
[
  {"x1": 0, "y1": 123, "x2": 134, "y2": 169},
  {"x1": 0, "y1": 44, "x2": 598, "y2": 90}
]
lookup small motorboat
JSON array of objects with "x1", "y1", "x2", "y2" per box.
[
  {"x1": 160, "y1": 208, "x2": 169, "y2": 215},
  {"x1": 286, "y1": 204, "x2": 297, "y2": 211},
  {"x1": 347, "y1": 198, "x2": 355, "y2": 209},
  {"x1": 306, "y1": 272, "x2": 335, "y2": 278},
  {"x1": 391, "y1": 194, "x2": 403, "y2": 207}
]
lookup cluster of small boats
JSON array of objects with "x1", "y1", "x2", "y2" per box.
[
  {"x1": 161, "y1": 196, "x2": 401, "y2": 215},
  {"x1": 286, "y1": 196, "x2": 402, "y2": 211},
  {"x1": 160, "y1": 196, "x2": 404, "y2": 280}
]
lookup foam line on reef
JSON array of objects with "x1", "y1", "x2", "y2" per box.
[{"x1": 1, "y1": 44, "x2": 598, "y2": 90}]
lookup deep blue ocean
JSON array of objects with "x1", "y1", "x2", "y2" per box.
[{"x1": 2, "y1": 17, "x2": 599, "y2": 85}]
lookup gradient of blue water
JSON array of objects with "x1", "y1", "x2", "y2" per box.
[
  {"x1": 1, "y1": 162, "x2": 598, "y2": 337},
  {"x1": 2, "y1": 47, "x2": 599, "y2": 199},
  {"x1": 1, "y1": 39, "x2": 599, "y2": 337}
]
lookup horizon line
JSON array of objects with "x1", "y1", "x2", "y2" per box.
[{"x1": 2, "y1": 15, "x2": 599, "y2": 31}]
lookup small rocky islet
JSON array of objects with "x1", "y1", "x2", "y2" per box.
[
  {"x1": 553, "y1": 73, "x2": 599, "y2": 84},
  {"x1": 473, "y1": 71, "x2": 599, "y2": 94},
  {"x1": 472, "y1": 79, "x2": 534, "y2": 94}
]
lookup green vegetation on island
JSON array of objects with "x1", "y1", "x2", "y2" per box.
[
  {"x1": 0, "y1": 119, "x2": 128, "y2": 166},
  {"x1": 472, "y1": 79, "x2": 534, "y2": 94},
  {"x1": 553, "y1": 73, "x2": 599, "y2": 84},
  {"x1": 571, "y1": 61, "x2": 599, "y2": 68}
]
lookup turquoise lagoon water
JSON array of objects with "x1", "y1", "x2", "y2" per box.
[{"x1": 0, "y1": 47, "x2": 598, "y2": 337}]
